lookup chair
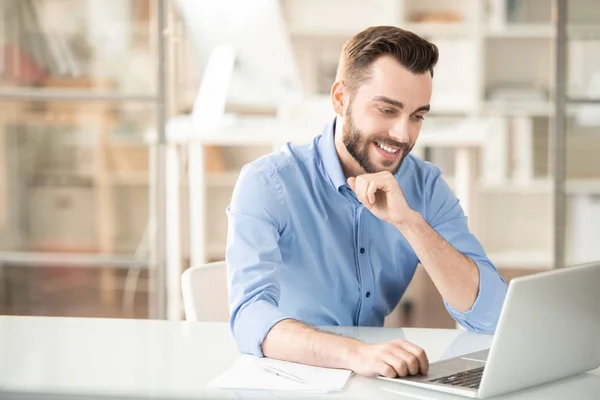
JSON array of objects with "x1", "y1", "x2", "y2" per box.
[{"x1": 181, "y1": 261, "x2": 229, "y2": 322}]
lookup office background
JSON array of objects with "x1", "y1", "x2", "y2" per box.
[{"x1": 0, "y1": 0, "x2": 598, "y2": 327}]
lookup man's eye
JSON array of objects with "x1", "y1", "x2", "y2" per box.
[
  {"x1": 411, "y1": 115, "x2": 425, "y2": 122},
  {"x1": 379, "y1": 108, "x2": 395, "y2": 115}
]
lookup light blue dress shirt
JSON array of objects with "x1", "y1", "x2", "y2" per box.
[{"x1": 226, "y1": 119, "x2": 507, "y2": 357}]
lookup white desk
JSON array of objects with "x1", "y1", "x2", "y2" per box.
[{"x1": 1, "y1": 316, "x2": 599, "y2": 399}]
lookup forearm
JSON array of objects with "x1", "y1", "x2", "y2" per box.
[
  {"x1": 261, "y1": 319, "x2": 362, "y2": 369},
  {"x1": 395, "y1": 212, "x2": 479, "y2": 313}
]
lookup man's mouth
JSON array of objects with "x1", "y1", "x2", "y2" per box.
[
  {"x1": 375, "y1": 141, "x2": 399, "y2": 154},
  {"x1": 373, "y1": 141, "x2": 403, "y2": 161}
]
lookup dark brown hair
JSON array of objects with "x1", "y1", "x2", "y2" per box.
[{"x1": 336, "y1": 26, "x2": 439, "y2": 92}]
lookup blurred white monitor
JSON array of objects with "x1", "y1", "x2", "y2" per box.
[{"x1": 175, "y1": 0, "x2": 303, "y2": 108}]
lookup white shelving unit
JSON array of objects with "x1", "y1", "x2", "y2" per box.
[
  {"x1": 149, "y1": 0, "x2": 600, "y2": 317},
  {"x1": 144, "y1": 0, "x2": 600, "y2": 320},
  {"x1": 188, "y1": 1, "x2": 598, "y2": 272},
  {"x1": 189, "y1": 0, "x2": 571, "y2": 270}
]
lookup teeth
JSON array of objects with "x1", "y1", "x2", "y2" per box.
[{"x1": 377, "y1": 142, "x2": 398, "y2": 154}]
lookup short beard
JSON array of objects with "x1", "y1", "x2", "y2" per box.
[{"x1": 341, "y1": 106, "x2": 412, "y2": 175}]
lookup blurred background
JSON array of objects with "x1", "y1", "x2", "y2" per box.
[{"x1": 0, "y1": 0, "x2": 598, "y2": 328}]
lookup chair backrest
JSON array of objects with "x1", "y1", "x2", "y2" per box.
[{"x1": 181, "y1": 261, "x2": 229, "y2": 322}]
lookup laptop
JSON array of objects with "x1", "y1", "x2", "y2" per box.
[{"x1": 378, "y1": 260, "x2": 600, "y2": 398}]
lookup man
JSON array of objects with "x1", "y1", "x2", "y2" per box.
[{"x1": 225, "y1": 26, "x2": 507, "y2": 379}]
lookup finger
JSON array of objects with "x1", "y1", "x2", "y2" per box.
[
  {"x1": 392, "y1": 348, "x2": 419, "y2": 376},
  {"x1": 354, "y1": 176, "x2": 370, "y2": 205},
  {"x1": 396, "y1": 340, "x2": 429, "y2": 374},
  {"x1": 373, "y1": 176, "x2": 395, "y2": 193},
  {"x1": 374, "y1": 171, "x2": 394, "y2": 178},
  {"x1": 367, "y1": 180, "x2": 378, "y2": 206},
  {"x1": 382, "y1": 354, "x2": 408, "y2": 377},
  {"x1": 378, "y1": 362, "x2": 397, "y2": 378},
  {"x1": 347, "y1": 177, "x2": 356, "y2": 191}
]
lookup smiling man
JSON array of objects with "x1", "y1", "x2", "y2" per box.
[{"x1": 226, "y1": 26, "x2": 507, "y2": 378}]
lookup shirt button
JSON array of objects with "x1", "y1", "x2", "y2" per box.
[
  {"x1": 360, "y1": 248, "x2": 365, "y2": 254},
  {"x1": 366, "y1": 292, "x2": 371, "y2": 298}
]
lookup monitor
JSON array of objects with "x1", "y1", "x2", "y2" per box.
[{"x1": 175, "y1": 0, "x2": 303, "y2": 109}]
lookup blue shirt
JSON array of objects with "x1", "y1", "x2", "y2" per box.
[{"x1": 226, "y1": 119, "x2": 507, "y2": 357}]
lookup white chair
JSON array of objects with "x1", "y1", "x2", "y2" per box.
[{"x1": 181, "y1": 261, "x2": 229, "y2": 322}]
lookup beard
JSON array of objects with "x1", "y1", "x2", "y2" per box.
[{"x1": 341, "y1": 107, "x2": 413, "y2": 175}]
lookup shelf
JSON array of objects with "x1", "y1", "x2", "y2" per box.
[
  {"x1": 480, "y1": 179, "x2": 600, "y2": 195},
  {"x1": 108, "y1": 137, "x2": 148, "y2": 147},
  {"x1": 488, "y1": 250, "x2": 553, "y2": 270},
  {"x1": 401, "y1": 23, "x2": 474, "y2": 37},
  {"x1": 282, "y1": 0, "x2": 401, "y2": 39},
  {"x1": 239, "y1": 22, "x2": 600, "y2": 40},
  {"x1": 418, "y1": 119, "x2": 494, "y2": 147},
  {"x1": 568, "y1": 24, "x2": 600, "y2": 39},
  {"x1": 483, "y1": 100, "x2": 554, "y2": 117},
  {"x1": 108, "y1": 172, "x2": 149, "y2": 186},
  {"x1": 484, "y1": 101, "x2": 588, "y2": 117},
  {"x1": 566, "y1": 179, "x2": 600, "y2": 195},
  {"x1": 287, "y1": 27, "x2": 358, "y2": 38},
  {"x1": 28, "y1": 172, "x2": 94, "y2": 186},
  {"x1": 486, "y1": 24, "x2": 554, "y2": 38},
  {"x1": 206, "y1": 172, "x2": 239, "y2": 188},
  {"x1": 479, "y1": 180, "x2": 551, "y2": 194},
  {"x1": 178, "y1": 118, "x2": 496, "y2": 148},
  {"x1": 156, "y1": 119, "x2": 316, "y2": 146},
  {"x1": 484, "y1": 23, "x2": 600, "y2": 39}
]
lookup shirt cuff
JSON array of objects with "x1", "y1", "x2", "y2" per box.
[
  {"x1": 231, "y1": 299, "x2": 291, "y2": 357},
  {"x1": 445, "y1": 261, "x2": 508, "y2": 333}
]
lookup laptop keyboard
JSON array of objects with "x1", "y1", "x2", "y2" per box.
[{"x1": 428, "y1": 366, "x2": 485, "y2": 389}]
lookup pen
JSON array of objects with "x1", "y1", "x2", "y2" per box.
[{"x1": 261, "y1": 365, "x2": 306, "y2": 384}]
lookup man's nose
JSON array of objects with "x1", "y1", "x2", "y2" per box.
[{"x1": 388, "y1": 119, "x2": 410, "y2": 144}]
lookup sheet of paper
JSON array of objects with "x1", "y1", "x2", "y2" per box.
[{"x1": 208, "y1": 354, "x2": 353, "y2": 393}]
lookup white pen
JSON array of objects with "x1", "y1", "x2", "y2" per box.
[{"x1": 261, "y1": 365, "x2": 306, "y2": 384}]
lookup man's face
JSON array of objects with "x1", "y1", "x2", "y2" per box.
[{"x1": 341, "y1": 56, "x2": 432, "y2": 174}]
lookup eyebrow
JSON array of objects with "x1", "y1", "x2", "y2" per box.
[{"x1": 372, "y1": 96, "x2": 430, "y2": 113}]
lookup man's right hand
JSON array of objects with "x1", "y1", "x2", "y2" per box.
[
  {"x1": 347, "y1": 339, "x2": 429, "y2": 378},
  {"x1": 261, "y1": 319, "x2": 429, "y2": 379}
]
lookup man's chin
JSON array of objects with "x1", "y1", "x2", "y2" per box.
[{"x1": 372, "y1": 157, "x2": 404, "y2": 175}]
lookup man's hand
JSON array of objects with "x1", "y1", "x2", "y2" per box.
[
  {"x1": 347, "y1": 172, "x2": 416, "y2": 226},
  {"x1": 348, "y1": 339, "x2": 429, "y2": 378},
  {"x1": 262, "y1": 319, "x2": 429, "y2": 380}
]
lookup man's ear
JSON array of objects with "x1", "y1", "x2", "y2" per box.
[{"x1": 331, "y1": 81, "x2": 345, "y2": 117}]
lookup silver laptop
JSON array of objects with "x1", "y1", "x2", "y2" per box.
[{"x1": 378, "y1": 260, "x2": 600, "y2": 398}]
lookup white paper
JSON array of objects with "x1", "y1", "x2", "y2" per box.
[{"x1": 208, "y1": 355, "x2": 353, "y2": 393}]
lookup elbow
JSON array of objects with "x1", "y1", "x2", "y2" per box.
[
  {"x1": 229, "y1": 306, "x2": 261, "y2": 357},
  {"x1": 228, "y1": 298, "x2": 289, "y2": 357},
  {"x1": 473, "y1": 320, "x2": 499, "y2": 335},
  {"x1": 457, "y1": 317, "x2": 499, "y2": 335}
]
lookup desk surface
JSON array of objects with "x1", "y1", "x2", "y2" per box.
[{"x1": 1, "y1": 316, "x2": 599, "y2": 399}]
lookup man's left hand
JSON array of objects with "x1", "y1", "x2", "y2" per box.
[{"x1": 347, "y1": 172, "x2": 416, "y2": 226}]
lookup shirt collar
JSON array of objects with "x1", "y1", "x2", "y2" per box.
[{"x1": 319, "y1": 117, "x2": 348, "y2": 191}]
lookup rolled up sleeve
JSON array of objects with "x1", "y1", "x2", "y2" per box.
[
  {"x1": 425, "y1": 169, "x2": 508, "y2": 333},
  {"x1": 226, "y1": 164, "x2": 291, "y2": 356}
]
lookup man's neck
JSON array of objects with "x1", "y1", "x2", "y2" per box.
[{"x1": 334, "y1": 116, "x2": 364, "y2": 180}]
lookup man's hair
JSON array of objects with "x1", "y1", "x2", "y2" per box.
[{"x1": 336, "y1": 26, "x2": 439, "y2": 92}]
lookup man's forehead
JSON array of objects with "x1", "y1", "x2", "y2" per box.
[
  {"x1": 355, "y1": 58, "x2": 432, "y2": 104},
  {"x1": 355, "y1": 81, "x2": 431, "y2": 107}
]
